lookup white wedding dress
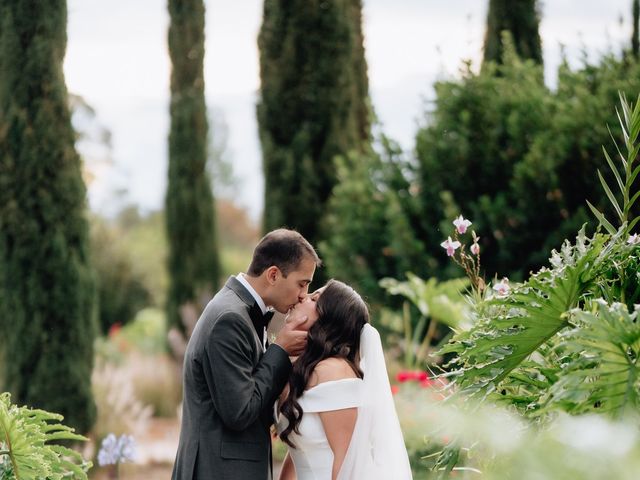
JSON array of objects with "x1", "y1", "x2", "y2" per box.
[
  {"x1": 276, "y1": 325, "x2": 413, "y2": 480},
  {"x1": 276, "y1": 378, "x2": 364, "y2": 480}
]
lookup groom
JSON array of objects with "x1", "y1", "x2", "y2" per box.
[{"x1": 171, "y1": 228, "x2": 321, "y2": 480}]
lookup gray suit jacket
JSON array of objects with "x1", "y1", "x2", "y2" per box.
[{"x1": 171, "y1": 277, "x2": 292, "y2": 480}]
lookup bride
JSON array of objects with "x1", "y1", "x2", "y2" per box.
[{"x1": 276, "y1": 279, "x2": 412, "y2": 480}]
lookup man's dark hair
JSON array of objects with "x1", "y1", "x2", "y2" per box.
[{"x1": 247, "y1": 229, "x2": 321, "y2": 277}]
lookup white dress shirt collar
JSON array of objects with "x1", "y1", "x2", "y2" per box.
[{"x1": 236, "y1": 273, "x2": 269, "y2": 314}]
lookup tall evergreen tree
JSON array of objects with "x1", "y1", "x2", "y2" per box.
[
  {"x1": 257, "y1": 0, "x2": 370, "y2": 245},
  {"x1": 166, "y1": 0, "x2": 220, "y2": 331},
  {"x1": 633, "y1": 0, "x2": 639, "y2": 59},
  {"x1": 0, "y1": 0, "x2": 97, "y2": 432},
  {"x1": 483, "y1": 0, "x2": 543, "y2": 66}
]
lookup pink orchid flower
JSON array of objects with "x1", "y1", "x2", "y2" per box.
[
  {"x1": 492, "y1": 277, "x2": 510, "y2": 296},
  {"x1": 628, "y1": 233, "x2": 640, "y2": 245},
  {"x1": 441, "y1": 236, "x2": 461, "y2": 256},
  {"x1": 470, "y1": 242, "x2": 480, "y2": 255},
  {"x1": 453, "y1": 215, "x2": 472, "y2": 234}
]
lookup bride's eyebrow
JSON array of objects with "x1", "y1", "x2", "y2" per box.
[{"x1": 310, "y1": 287, "x2": 326, "y2": 297}]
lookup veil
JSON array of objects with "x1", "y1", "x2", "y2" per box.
[{"x1": 337, "y1": 324, "x2": 413, "y2": 479}]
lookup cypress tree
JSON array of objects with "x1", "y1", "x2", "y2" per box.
[
  {"x1": 257, "y1": 0, "x2": 370, "y2": 245},
  {"x1": 633, "y1": 0, "x2": 639, "y2": 59},
  {"x1": 0, "y1": 0, "x2": 97, "y2": 432},
  {"x1": 483, "y1": 0, "x2": 543, "y2": 66},
  {"x1": 166, "y1": 0, "x2": 220, "y2": 331}
]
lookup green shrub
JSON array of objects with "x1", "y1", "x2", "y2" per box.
[
  {"x1": 414, "y1": 51, "x2": 640, "y2": 285},
  {"x1": 90, "y1": 216, "x2": 152, "y2": 334},
  {"x1": 321, "y1": 134, "x2": 426, "y2": 305},
  {"x1": 0, "y1": 393, "x2": 91, "y2": 479}
]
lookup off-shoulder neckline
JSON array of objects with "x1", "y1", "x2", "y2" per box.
[{"x1": 305, "y1": 377, "x2": 363, "y2": 393}]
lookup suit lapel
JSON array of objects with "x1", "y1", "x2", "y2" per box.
[{"x1": 224, "y1": 276, "x2": 266, "y2": 353}]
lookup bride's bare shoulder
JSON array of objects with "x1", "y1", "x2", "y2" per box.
[{"x1": 308, "y1": 357, "x2": 357, "y2": 388}]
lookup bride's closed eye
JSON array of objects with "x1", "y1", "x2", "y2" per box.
[{"x1": 309, "y1": 286, "x2": 326, "y2": 302}]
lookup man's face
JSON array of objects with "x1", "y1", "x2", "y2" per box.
[{"x1": 270, "y1": 257, "x2": 316, "y2": 314}]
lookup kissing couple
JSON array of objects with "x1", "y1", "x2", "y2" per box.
[{"x1": 172, "y1": 229, "x2": 412, "y2": 479}]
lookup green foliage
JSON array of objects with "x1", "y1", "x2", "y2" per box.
[
  {"x1": 0, "y1": 0, "x2": 97, "y2": 433},
  {"x1": 483, "y1": 0, "x2": 543, "y2": 66},
  {"x1": 414, "y1": 48, "x2": 640, "y2": 284},
  {"x1": 166, "y1": 0, "x2": 220, "y2": 331},
  {"x1": 415, "y1": 43, "x2": 551, "y2": 280},
  {"x1": 320, "y1": 134, "x2": 426, "y2": 302},
  {"x1": 380, "y1": 274, "x2": 470, "y2": 368},
  {"x1": 90, "y1": 215, "x2": 152, "y2": 334},
  {"x1": 435, "y1": 91, "x2": 640, "y2": 421},
  {"x1": 381, "y1": 274, "x2": 470, "y2": 330},
  {"x1": 633, "y1": 0, "x2": 639, "y2": 59},
  {"x1": 548, "y1": 301, "x2": 640, "y2": 418},
  {"x1": 423, "y1": 92, "x2": 640, "y2": 474},
  {"x1": 587, "y1": 92, "x2": 640, "y2": 234},
  {"x1": 118, "y1": 308, "x2": 168, "y2": 356},
  {"x1": 0, "y1": 393, "x2": 91, "y2": 479},
  {"x1": 257, "y1": 0, "x2": 370, "y2": 249},
  {"x1": 440, "y1": 227, "x2": 621, "y2": 395},
  {"x1": 409, "y1": 394, "x2": 640, "y2": 479}
]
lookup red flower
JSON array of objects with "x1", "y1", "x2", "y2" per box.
[
  {"x1": 108, "y1": 323, "x2": 122, "y2": 338},
  {"x1": 396, "y1": 370, "x2": 431, "y2": 383},
  {"x1": 391, "y1": 385, "x2": 399, "y2": 396}
]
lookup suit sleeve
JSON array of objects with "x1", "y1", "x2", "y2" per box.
[{"x1": 204, "y1": 311, "x2": 292, "y2": 431}]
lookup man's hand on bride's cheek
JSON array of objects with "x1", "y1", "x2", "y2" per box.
[
  {"x1": 286, "y1": 312, "x2": 310, "y2": 331},
  {"x1": 275, "y1": 315, "x2": 308, "y2": 356}
]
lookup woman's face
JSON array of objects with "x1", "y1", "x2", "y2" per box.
[{"x1": 286, "y1": 286, "x2": 325, "y2": 331}]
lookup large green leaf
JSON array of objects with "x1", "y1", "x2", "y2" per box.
[
  {"x1": 379, "y1": 273, "x2": 470, "y2": 329},
  {"x1": 0, "y1": 393, "x2": 91, "y2": 480},
  {"x1": 546, "y1": 301, "x2": 640, "y2": 418}
]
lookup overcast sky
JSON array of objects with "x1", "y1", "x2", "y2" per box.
[{"x1": 65, "y1": 0, "x2": 632, "y2": 222}]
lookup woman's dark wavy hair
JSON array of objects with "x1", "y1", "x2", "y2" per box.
[{"x1": 279, "y1": 279, "x2": 369, "y2": 447}]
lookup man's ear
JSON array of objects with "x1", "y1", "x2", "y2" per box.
[{"x1": 265, "y1": 266, "x2": 280, "y2": 285}]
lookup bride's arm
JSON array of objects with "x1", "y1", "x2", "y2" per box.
[
  {"x1": 313, "y1": 358, "x2": 359, "y2": 480},
  {"x1": 319, "y1": 407, "x2": 357, "y2": 480},
  {"x1": 279, "y1": 451, "x2": 296, "y2": 480}
]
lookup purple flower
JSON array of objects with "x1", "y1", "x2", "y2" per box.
[
  {"x1": 492, "y1": 278, "x2": 510, "y2": 297},
  {"x1": 628, "y1": 233, "x2": 640, "y2": 245},
  {"x1": 98, "y1": 433, "x2": 136, "y2": 466},
  {"x1": 453, "y1": 215, "x2": 472, "y2": 234},
  {"x1": 441, "y1": 236, "x2": 461, "y2": 257}
]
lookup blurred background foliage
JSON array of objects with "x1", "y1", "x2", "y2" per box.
[{"x1": 2, "y1": 0, "x2": 640, "y2": 478}]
